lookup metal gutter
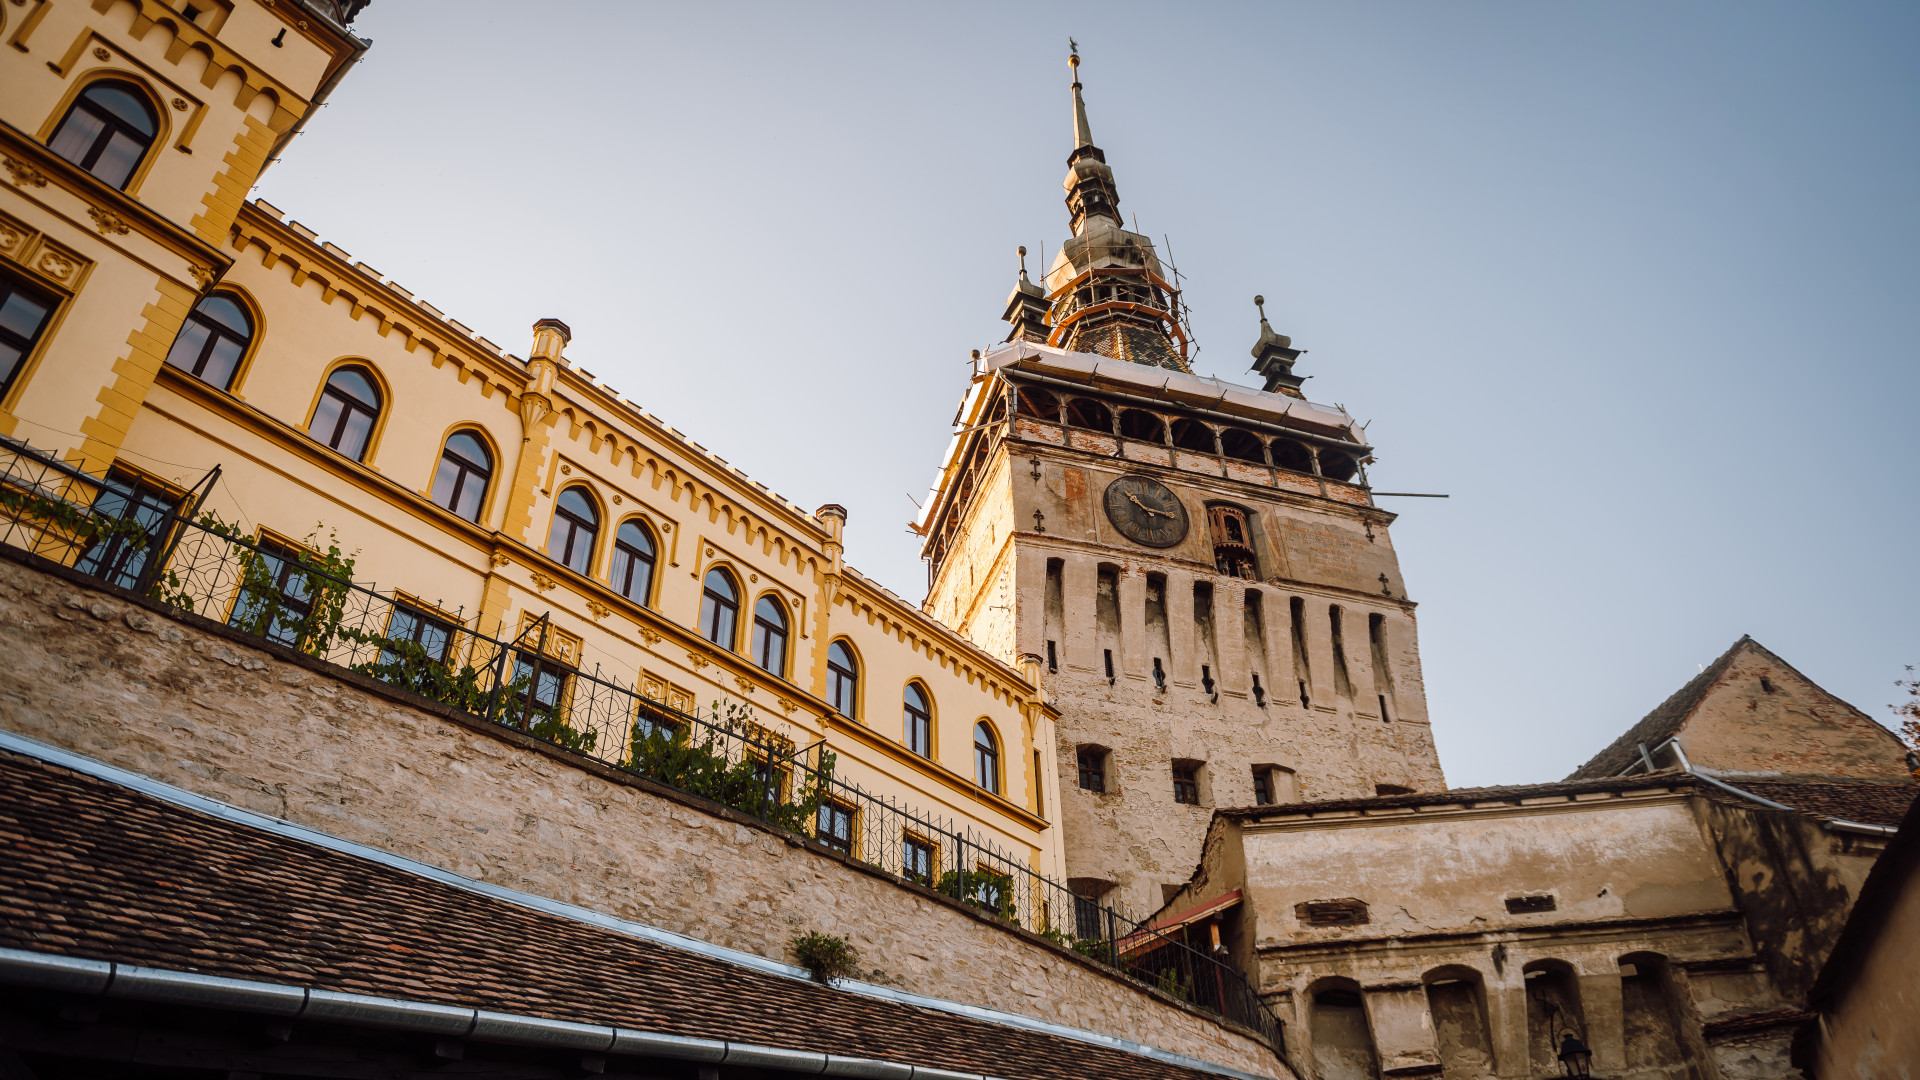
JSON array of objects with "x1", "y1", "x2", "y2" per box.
[
  {"x1": 0, "y1": 728, "x2": 1285, "y2": 1080},
  {"x1": 1654, "y1": 738, "x2": 1901, "y2": 837},
  {"x1": 0, "y1": 947, "x2": 942, "y2": 1079}
]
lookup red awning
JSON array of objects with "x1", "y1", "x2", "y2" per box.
[{"x1": 1114, "y1": 890, "x2": 1242, "y2": 956}]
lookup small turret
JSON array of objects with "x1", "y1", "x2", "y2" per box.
[
  {"x1": 1248, "y1": 295, "x2": 1305, "y2": 396},
  {"x1": 1002, "y1": 246, "x2": 1051, "y2": 344}
]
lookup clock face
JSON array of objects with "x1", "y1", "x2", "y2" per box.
[{"x1": 1103, "y1": 475, "x2": 1189, "y2": 548}]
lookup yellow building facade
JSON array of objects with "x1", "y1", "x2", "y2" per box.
[{"x1": 0, "y1": 0, "x2": 1064, "y2": 896}]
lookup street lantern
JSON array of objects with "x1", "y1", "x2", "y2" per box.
[{"x1": 1557, "y1": 1034, "x2": 1593, "y2": 1077}]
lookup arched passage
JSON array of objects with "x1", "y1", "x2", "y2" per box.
[
  {"x1": 1308, "y1": 977, "x2": 1380, "y2": 1080},
  {"x1": 1523, "y1": 960, "x2": 1587, "y2": 1076},
  {"x1": 1423, "y1": 965, "x2": 1495, "y2": 1079}
]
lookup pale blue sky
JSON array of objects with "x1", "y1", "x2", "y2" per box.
[{"x1": 258, "y1": 2, "x2": 1920, "y2": 787}]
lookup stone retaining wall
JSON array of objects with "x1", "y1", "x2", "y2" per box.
[{"x1": 0, "y1": 553, "x2": 1287, "y2": 1079}]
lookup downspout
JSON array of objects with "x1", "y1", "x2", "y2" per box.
[{"x1": 1652, "y1": 737, "x2": 1899, "y2": 837}]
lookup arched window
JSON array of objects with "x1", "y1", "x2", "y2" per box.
[
  {"x1": 1320, "y1": 449, "x2": 1359, "y2": 482},
  {"x1": 429, "y1": 430, "x2": 491, "y2": 522},
  {"x1": 751, "y1": 595, "x2": 787, "y2": 677},
  {"x1": 309, "y1": 365, "x2": 381, "y2": 461},
  {"x1": 827, "y1": 641, "x2": 858, "y2": 718},
  {"x1": 545, "y1": 486, "x2": 598, "y2": 574},
  {"x1": 699, "y1": 568, "x2": 739, "y2": 648},
  {"x1": 0, "y1": 277, "x2": 55, "y2": 400},
  {"x1": 904, "y1": 683, "x2": 932, "y2": 757},
  {"x1": 973, "y1": 722, "x2": 1000, "y2": 793},
  {"x1": 609, "y1": 520, "x2": 655, "y2": 605},
  {"x1": 48, "y1": 81, "x2": 157, "y2": 189},
  {"x1": 163, "y1": 293, "x2": 251, "y2": 389}
]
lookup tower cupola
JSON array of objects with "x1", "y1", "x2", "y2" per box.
[
  {"x1": 1248, "y1": 295, "x2": 1306, "y2": 396},
  {"x1": 1002, "y1": 246, "x2": 1052, "y2": 344}
]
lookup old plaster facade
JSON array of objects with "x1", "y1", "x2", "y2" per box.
[{"x1": 1158, "y1": 636, "x2": 1916, "y2": 1080}]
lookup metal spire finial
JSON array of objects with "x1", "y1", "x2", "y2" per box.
[
  {"x1": 1069, "y1": 40, "x2": 1094, "y2": 148},
  {"x1": 1018, "y1": 245, "x2": 1029, "y2": 280},
  {"x1": 1255, "y1": 294, "x2": 1270, "y2": 327}
]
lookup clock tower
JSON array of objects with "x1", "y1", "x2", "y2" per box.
[{"x1": 918, "y1": 48, "x2": 1446, "y2": 919}]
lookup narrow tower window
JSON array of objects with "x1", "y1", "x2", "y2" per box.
[
  {"x1": 1172, "y1": 761, "x2": 1201, "y2": 805},
  {"x1": 1289, "y1": 595, "x2": 1312, "y2": 705},
  {"x1": 1368, "y1": 612, "x2": 1396, "y2": 722},
  {"x1": 1077, "y1": 746, "x2": 1107, "y2": 793},
  {"x1": 1329, "y1": 604, "x2": 1354, "y2": 699}
]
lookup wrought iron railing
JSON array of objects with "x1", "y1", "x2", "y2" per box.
[{"x1": 0, "y1": 437, "x2": 1281, "y2": 1045}]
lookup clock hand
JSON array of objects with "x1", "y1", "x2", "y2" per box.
[{"x1": 1126, "y1": 493, "x2": 1170, "y2": 518}]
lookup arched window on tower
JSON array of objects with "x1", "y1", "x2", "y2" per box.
[
  {"x1": 1118, "y1": 409, "x2": 1165, "y2": 442},
  {"x1": 1270, "y1": 438, "x2": 1313, "y2": 474},
  {"x1": 429, "y1": 430, "x2": 492, "y2": 523},
  {"x1": 1320, "y1": 449, "x2": 1359, "y2": 483},
  {"x1": 309, "y1": 366, "x2": 381, "y2": 462},
  {"x1": 163, "y1": 293, "x2": 252, "y2": 389},
  {"x1": 1171, "y1": 418, "x2": 1215, "y2": 453},
  {"x1": 545, "y1": 486, "x2": 599, "y2": 574},
  {"x1": 48, "y1": 81, "x2": 156, "y2": 189},
  {"x1": 1208, "y1": 505, "x2": 1258, "y2": 579},
  {"x1": 751, "y1": 595, "x2": 787, "y2": 677},
  {"x1": 1064, "y1": 397, "x2": 1112, "y2": 431}
]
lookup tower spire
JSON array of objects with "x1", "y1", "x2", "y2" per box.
[
  {"x1": 1070, "y1": 40, "x2": 1094, "y2": 149},
  {"x1": 1035, "y1": 42, "x2": 1191, "y2": 372}
]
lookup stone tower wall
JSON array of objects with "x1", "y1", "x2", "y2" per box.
[{"x1": 926, "y1": 400, "x2": 1446, "y2": 916}]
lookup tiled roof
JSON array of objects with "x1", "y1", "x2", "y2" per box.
[
  {"x1": 1735, "y1": 779, "x2": 1918, "y2": 827},
  {"x1": 1218, "y1": 774, "x2": 1705, "y2": 819},
  {"x1": 0, "y1": 750, "x2": 1255, "y2": 1080},
  {"x1": 1565, "y1": 636, "x2": 1754, "y2": 780},
  {"x1": 1216, "y1": 773, "x2": 1915, "y2": 829}
]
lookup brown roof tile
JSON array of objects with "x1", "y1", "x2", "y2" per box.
[{"x1": 0, "y1": 750, "x2": 1255, "y2": 1080}]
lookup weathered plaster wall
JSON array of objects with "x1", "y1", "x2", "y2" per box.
[
  {"x1": 1239, "y1": 798, "x2": 1736, "y2": 946},
  {"x1": 0, "y1": 556, "x2": 1287, "y2": 1079},
  {"x1": 1804, "y1": 850, "x2": 1920, "y2": 1080},
  {"x1": 1186, "y1": 789, "x2": 1890, "y2": 1080},
  {"x1": 1703, "y1": 802, "x2": 1879, "y2": 1004}
]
